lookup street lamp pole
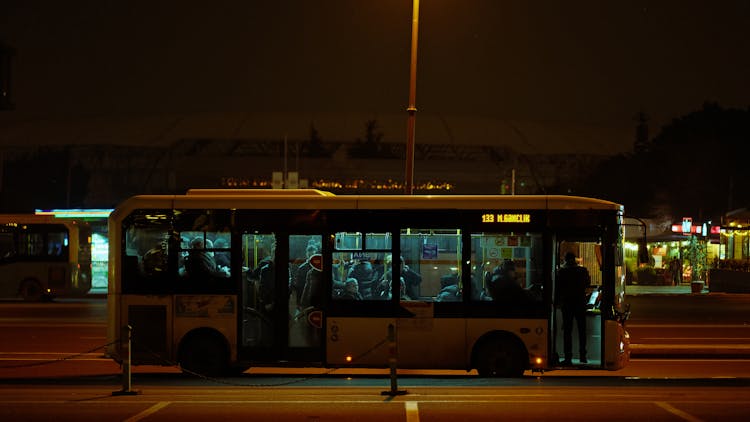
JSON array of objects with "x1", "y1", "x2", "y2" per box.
[{"x1": 404, "y1": 0, "x2": 420, "y2": 195}]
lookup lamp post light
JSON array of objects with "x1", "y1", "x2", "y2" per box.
[{"x1": 404, "y1": 0, "x2": 420, "y2": 195}]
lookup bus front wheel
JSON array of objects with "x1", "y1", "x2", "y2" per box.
[
  {"x1": 20, "y1": 279, "x2": 43, "y2": 302},
  {"x1": 474, "y1": 336, "x2": 527, "y2": 378},
  {"x1": 178, "y1": 332, "x2": 230, "y2": 377}
]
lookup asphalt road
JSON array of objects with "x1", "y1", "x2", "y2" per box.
[
  {"x1": 1, "y1": 383, "x2": 749, "y2": 422},
  {"x1": 2, "y1": 294, "x2": 750, "y2": 420}
]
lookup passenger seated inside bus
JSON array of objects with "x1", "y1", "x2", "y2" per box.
[
  {"x1": 486, "y1": 259, "x2": 531, "y2": 306},
  {"x1": 337, "y1": 278, "x2": 363, "y2": 300},
  {"x1": 347, "y1": 256, "x2": 376, "y2": 299},
  {"x1": 435, "y1": 273, "x2": 461, "y2": 302},
  {"x1": 212, "y1": 237, "x2": 231, "y2": 269},
  {"x1": 185, "y1": 238, "x2": 229, "y2": 279}
]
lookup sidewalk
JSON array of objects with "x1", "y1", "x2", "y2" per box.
[
  {"x1": 625, "y1": 284, "x2": 703, "y2": 295},
  {"x1": 625, "y1": 283, "x2": 750, "y2": 359}
]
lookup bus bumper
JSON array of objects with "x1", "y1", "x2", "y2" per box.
[{"x1": 604, "y1": 320, "x2": 630, "y2": 370}]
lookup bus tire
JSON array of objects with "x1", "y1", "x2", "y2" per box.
[
  {"x1": 20, "y1": 279, "x2": 43, "y2": 302},
  {"x1": 473, "y1": 334, "x2": 527, "y2": 378},
  {"x1": 178, "y1": 330, "x2": 230, "y2": 377}
]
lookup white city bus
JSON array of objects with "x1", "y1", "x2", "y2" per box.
[
  {"x1": 106, "y1": 190, "x2": 629, "y2": 376},
  {"x1": 0, "y1": 214, "x2": 92, "y2": 300}
]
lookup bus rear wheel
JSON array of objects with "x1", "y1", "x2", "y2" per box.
[
  {"x1": 20, "y1": 279, "x2": 43, "y2": 302},
  {"x1": 178, "y1": 332, "x2": 230, "y2": 377},
  {"x1": 474, "y1": 336, "x2": 527, "y2": 378}
]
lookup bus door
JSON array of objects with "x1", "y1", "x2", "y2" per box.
[
  {"x1": 239, "y1": 232, "x2": 325, "y2": 361},
  {"x1": 240, "y1": 232, "x2": 278, "y2": 356},
  {"x1": 287, "y1": 234, "x2": 324, "y2": 360},
  {"x1": 552, "y1": 237, "x2": 604, "y2": 367}
]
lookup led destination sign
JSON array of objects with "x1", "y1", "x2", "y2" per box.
[{"x1": 482, "y1": 213, "x2": 531, "y2": 223}]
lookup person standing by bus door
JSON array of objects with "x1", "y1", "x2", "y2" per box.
[{"x1": 555, "y1": 252, "x2": 591, "y2": 365}]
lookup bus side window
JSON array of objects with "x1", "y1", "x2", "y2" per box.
[
  {"x1": 19, "y1": 232, "x2": 44, "y2": 257},
  {"x1": 400, "y1": 228, "x2": 461, "y2": 302},
  {"x1": 47, "y1": 231, "x2": 67, "y2": 257},
  {"x1": 124, "y1": 226, "x2": 169, "y2": 285},
  {"x1": 332, "y1": 232, "x2": 392, "y2": 301},
  {"x1": 470, "y1": 232, "x2": 545, "y2": 312},
  {"x1": 0, "y1": 232, "x2": 15, "y2": 260},
  {"x1": 179, "y1": 231, "x2": 231, "y2": 281}
]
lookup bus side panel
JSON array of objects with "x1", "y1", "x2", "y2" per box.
[
  {"x1": 326, "y1": 317, "x2": 395, "y2": 367},
  {"x1": 173, "y1": 295, "x2": 238, "y2": 362},
  {"x1": 466, "y1": 318, "x2": 548, "y2": 368},
  {"x1": 3, "y1": 262, "x2": 52, "y2": 296},
  {"x1": 119, "y1": 294, "x2": 173, "y2": 365},
  {"x1": 396, "y1": 317, "x2": 467, "y2": 369},
  {"x1": 105, "y1": 292, "x2": 120, "y2": 361}
]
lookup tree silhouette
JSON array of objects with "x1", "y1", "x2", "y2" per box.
[
  {"x1": 348, "y1": 119, "x2": 396, "y2": 158},
  {"x1": 303, "y1": 123, "x2": 329, "y2": 158},
  {"x1": 647, "y1": 102, "x2": 750, "y2": 218},
  {"x1": 581, "y1": 102, "x2": 750, "y2": 219}
]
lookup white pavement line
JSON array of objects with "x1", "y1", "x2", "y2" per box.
[
  {"x1": 405, "y1": 401, "x2": 419, "y2": 422},
  {"x1": 655, "y1": 401, "x2": 704, "y2": 422},
  {"x1": 123, "y1": 401, "x2": 171, "y2": 422}
]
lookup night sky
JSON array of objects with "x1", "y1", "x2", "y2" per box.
[{"x1": 1, "y1": 0, "x2": 748, "y2": 153}]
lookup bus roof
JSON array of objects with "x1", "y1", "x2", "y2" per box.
[
  {"x1": 110, "y1": 190, "x2": 623, "y2": 221},
  {"x1": 0, "y1": 214, "x2": 81, "y2": 225}
]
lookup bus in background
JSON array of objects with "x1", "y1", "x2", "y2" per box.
[
  {"x1": 0, "y1": 214, "x2": 92, "y2": 301},
  {"x1": 107, "y1": 190, "x2": 630, "y2": 377},
  {"x1": 35, "y1": 209, "x2": 112, "y2": 295}
]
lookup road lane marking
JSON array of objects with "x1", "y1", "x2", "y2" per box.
[
  {"x1": 655, "y1": 401, "x2": 704, "y2": 422},
  {"x1": 405, "y1": 401, "x2": 419, "y2": 422},
  {"x1": 124, "y1": 401, "x2": 171, "y2": 422}
]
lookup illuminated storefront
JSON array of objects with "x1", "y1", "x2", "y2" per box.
[
  {"x1": 35, "y1": 209, "x2": 112, "y2": 292},
  {"x1": 624, "y1": 217, "x2": 717, "y2": 285}
]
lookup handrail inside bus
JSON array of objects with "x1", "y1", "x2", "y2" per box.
[{"x1": 185, "y1": 189, "x2": 336, "y2": 197}]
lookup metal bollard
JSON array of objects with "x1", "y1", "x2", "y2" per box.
[
  {"x1": 112, "y1": 324, "x2": 139, "y2": 396},
  {"x1": 381, "y1": 323, "x2": 407, "y2": 396}
]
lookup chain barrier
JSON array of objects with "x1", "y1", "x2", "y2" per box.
[
  {"x1": 0, "y1": 330, "x2": 392, "y2": 389},
  {"x1": 131, "y1": 334, "x2": 390, "y2": 388},
  {"x1": 0, "y1": 340, "x2": 118, "y2": 369}
]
